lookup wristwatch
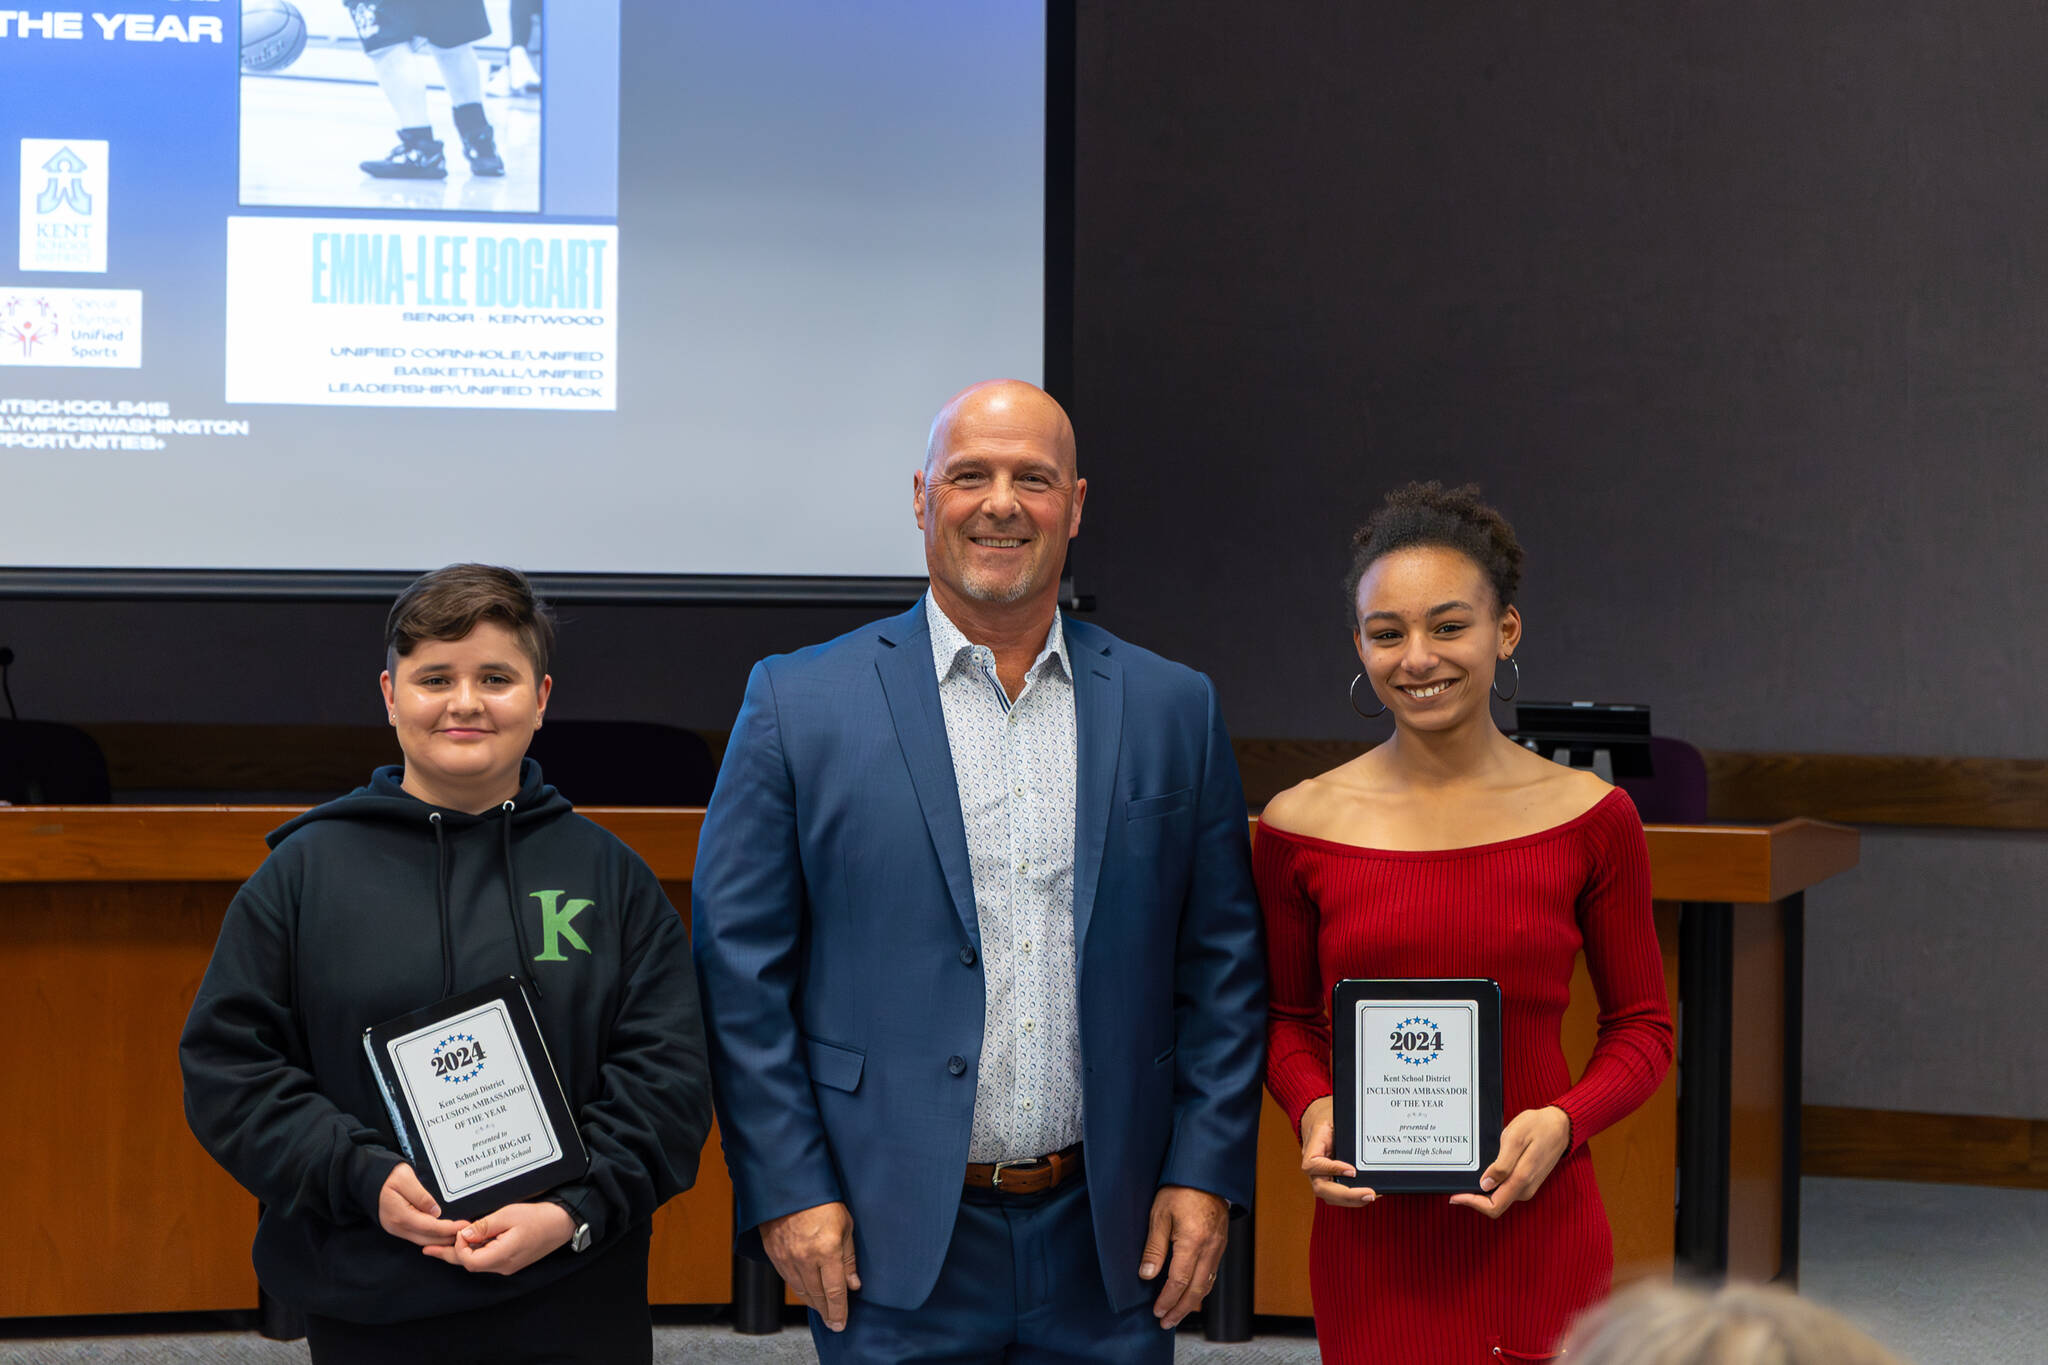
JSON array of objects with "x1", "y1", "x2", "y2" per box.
[{"x1": 545, "y1": 1195, "x2": 592, "y2": 1253}]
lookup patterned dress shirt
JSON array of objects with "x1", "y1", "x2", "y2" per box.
[{"x1": 926, "y1": 595, "x2": 1083, "y2": 1162}]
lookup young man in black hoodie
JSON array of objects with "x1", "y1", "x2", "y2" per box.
[{"x1": 180, "y1": 564, "x2": 710, "y2": 1364}]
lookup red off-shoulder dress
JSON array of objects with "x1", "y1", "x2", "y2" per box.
[{"x1": 1257, "y1": 787, "x2": 1674, "y2": 1363}]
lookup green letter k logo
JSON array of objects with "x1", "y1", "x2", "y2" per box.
[{"x1": 530, "y1": 889, "x2": 594, "y2": 962}]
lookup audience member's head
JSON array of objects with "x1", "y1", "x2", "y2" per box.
[{"x1": 1564, "y1": 1281, "x2": 1908, "y2": 1365}]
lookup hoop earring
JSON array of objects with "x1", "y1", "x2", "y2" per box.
[
  {"x1": 1349, "y1": 673, "x2": 1388, "y2": 719},
  {"x1": 1492, "y1": 655, "x2": 1521, "y2": 702}
]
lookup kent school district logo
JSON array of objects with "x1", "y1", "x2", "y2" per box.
[
  {"x1": 19, "y1": 138, "x2": 110, "y2": 273},
  {"x1": 36, "y1": 146, "x2": 93, "y2": 216}
]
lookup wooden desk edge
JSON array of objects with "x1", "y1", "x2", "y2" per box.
[
  {"x1": 1643, "y1": 817, "x2": 1860, "y2": 903},
  {"x1": 0, "y1": 806, "x2": 709, "y2": 882},
  {"x1": 6, "y1": 808, "x2": 1856, "y2": 901}
]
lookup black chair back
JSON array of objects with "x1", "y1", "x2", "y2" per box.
[
  {"x1": 0, "y1": 720, "x2": 113, "y2": 804},
  {"x1": 525, "y1": 721, "x2": 718, "y2": 807},
  {"x1": 1615, "y1": 735, "x2": 1710, "y2": 824}
]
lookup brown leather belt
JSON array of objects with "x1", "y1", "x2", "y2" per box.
[{"x1": 964, "y1": 1143, "x2": 1084, "y2": 1195}]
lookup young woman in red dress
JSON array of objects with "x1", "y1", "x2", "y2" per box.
[{"x1": 1257, "y1": 483, "x2": 1674, "y2": 1363}]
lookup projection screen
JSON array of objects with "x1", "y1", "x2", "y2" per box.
[{"x1": 0, "y1": 0, "x2": 1066, "y2": 600}]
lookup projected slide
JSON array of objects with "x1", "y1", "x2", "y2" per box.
[
  {"x1": 7, "y1": 0, "x2": 616, "y2": 412},
  {"x1": 2, "y1": 2, "x2": 1047, "y2": 580},
  {"x1": 225, "y1": 1, "x2": 616, "y2": 408}
]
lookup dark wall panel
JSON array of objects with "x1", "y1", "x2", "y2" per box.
[{"x1": 1068, "y1": 2, "x2": 2039, "y2": 756}]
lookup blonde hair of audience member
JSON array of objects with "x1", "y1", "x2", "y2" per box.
[{"x1": 1563, "y1": 1282, "x2": 1909, "y2": 1365}]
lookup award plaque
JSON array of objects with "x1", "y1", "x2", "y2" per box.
[
  {"x1": 362, "y1": 977, "x2": 588, "y2": 1222},
  {"x1": 1332, "y1": 978, "x2": 1503, "y2": 1193}
]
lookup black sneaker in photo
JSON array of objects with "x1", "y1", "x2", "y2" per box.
[{"x1": 360, "y1": 126, "x2": 447, "y2": 180}]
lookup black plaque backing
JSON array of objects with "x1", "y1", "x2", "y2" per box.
[
  {"x1": 363, "y1": 977, "x2": 588, "y2": 1222},
  {"x1": 1333, "y1": 978, "x2": 1503, "y2": 1194}
]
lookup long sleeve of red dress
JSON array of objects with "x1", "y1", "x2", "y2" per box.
[{"x1": 1256, "y1": 787, "x2": 1674, "y2": 1363}]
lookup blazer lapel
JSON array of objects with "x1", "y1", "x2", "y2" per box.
[
  {"x1": 874, "y1": 604, "x2": 982, "y2": 948},
  {"x1": 1069, "y1": 627, "x2": 1123, "y2": 954}
]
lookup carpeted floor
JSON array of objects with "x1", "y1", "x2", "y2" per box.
[
  {"x1": 0, "y1": 1323, "x2": 1321, "y2": 1364},
  {"x1": 1796, "y1": 1176, "x2": 2048, "y2": 1365}
]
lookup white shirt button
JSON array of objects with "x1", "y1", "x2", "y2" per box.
[
  {"x1": 1020, "y1": 1098, "x2": 1034, "y2": 1111},
  {"x1": 1021, "y1": 1018, "x2": 1036, "y2": 1034},
  {"x1": 1020, "y1": 939, "x2": 1033, "y2": 953}
]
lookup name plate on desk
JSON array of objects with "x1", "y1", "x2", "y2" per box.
[
  {"x1": 363, "y1": 978, "x2": 587, "y2": 1222},
  {"x1": 1333, "y1": 979, "x2": 1503, "y2": 1193}
]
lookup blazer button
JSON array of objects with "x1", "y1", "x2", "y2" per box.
[
  {"x1": 958, "y1": 946, "x2": 977, "y2": 966},
  {"x1": 947, "y1": 1055, "x2": 967, "y2": 1076}
]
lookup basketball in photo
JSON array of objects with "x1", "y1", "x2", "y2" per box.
[{"x1": 241, "y1": 0, "x2": 308, "y2": 72}]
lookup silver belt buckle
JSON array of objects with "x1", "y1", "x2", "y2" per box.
[{"x1": 990, "y1": 1156, "x2": 1038, "y2": 1189}]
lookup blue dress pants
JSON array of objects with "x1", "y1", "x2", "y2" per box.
[{"x1": 810, "y1": 1174, "x2": 1174, "y2": 1364}]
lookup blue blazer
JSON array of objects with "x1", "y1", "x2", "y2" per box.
[{"x1": 691, "y1": 600, "x2": 1266, "y2": 1313}]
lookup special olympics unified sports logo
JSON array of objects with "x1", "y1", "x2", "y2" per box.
[
  {"x1": 430, "y1": 1031, "x2": 488, "y2": 1083},
  {"x1": 1, "y1": 295, "x2": 60, "y2": 357},
  {"x1": 1389, "y1": 1016, "x2": 1444, "y2": 1067}
]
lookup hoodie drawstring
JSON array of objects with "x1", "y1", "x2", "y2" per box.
[
  {"x1": 429, "y1": 811, "x2": 454, "y2": 999},
  {"x1": 501, "y1": 799, "x2": 543, "y2": 999}
]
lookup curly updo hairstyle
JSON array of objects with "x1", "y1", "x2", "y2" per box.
[{"x1": 1343, "y1": 481, "x2": 1525, "y2": 621}]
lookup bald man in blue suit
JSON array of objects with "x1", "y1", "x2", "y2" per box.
[{"x1": 692, "y1": 380, "x2": 1265, "y2": 1362}]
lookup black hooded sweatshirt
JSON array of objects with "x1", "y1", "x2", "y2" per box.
[{"x1": 179, "y1": 761, "x2": 712, "y2": 1324}]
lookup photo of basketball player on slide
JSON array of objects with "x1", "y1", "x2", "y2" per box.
[
  {"x1": 349, "y1": 0, "x2": 503, "y2": 179},
  {"x1": 239, "y1": 0, "x2": 542, "y2": 213},
  {"x1": 486, "y1": 0, "x2": 541, "y2": 99}
]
